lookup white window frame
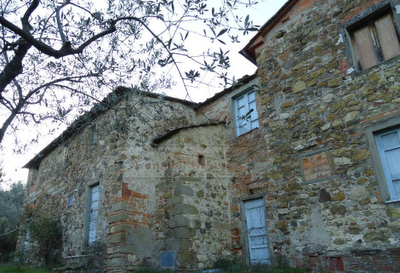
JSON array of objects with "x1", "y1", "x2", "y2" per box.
[
  {"x1": 234, "y1": 90, "x2": 259, "y2": 136},
  {"x1": 375, "y1": 128, "x2": 400, "y2": 201}
]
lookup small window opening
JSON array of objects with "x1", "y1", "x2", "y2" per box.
[
  {"x1": 67, "y1": 194, "x2": 74, "y2": 208},
  {"x1": 92, "y1": 127, "x2": 97, "y2": 145},
  {"x1": 198, "y1": 154, "x2": 205, "y2": 166}
]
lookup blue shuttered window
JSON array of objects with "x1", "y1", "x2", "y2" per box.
[
  {"x1": 234, "y1": 91, "x2": 259, "y2": 136},
  {"x1": 375, "y1": 128, "x2": 400, "y2": 201}
]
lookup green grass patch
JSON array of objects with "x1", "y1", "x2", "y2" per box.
[
  {"x1": 0, "y1": 264, "x2": 53, "y2": 273},
  {"x1": 0, "y1": 263, "x2": 305, "y2": 273},
  {"x1": 133, "y1": 264, "x2": 305, "y2": 273}
]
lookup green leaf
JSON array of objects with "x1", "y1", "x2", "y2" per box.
[
  {"x1": 217, "y1": 28, "x2": 227, "y2": 37},
  {"x1": 217, "y1": 39, "x2": 226, "y2": 45}
]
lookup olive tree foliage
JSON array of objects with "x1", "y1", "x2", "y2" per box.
[
  {"x1": 0, "y1": 0, "x2": 259, "y2": 147},
  {"x1": 0, "y1": 177, "x2": 25, "y2": 261}
]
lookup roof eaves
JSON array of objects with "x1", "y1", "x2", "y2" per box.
[
  {"x1": 152, "y1": 122, "x2": 225, "y2": 146},
  {"x1": 196, "y1": 74, "x2": 257, "y2": 109},
  {"x1": 241, "y1": 0, "x2": 299, "y2": 63}
]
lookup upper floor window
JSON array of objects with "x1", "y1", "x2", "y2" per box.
[
  {"x1": 375, "y1": 128, "x2": 400, "y2": 201},
  {"x1": 347, "y1": 6, "x2": 400, "y2": 70},
  {"x1": 234, "y1": 90, "x2": 259, "y2": 136}
]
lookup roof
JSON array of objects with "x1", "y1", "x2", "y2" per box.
[
  {"x1": 240, "y1": 0, "x2": 299, "y2": 64},
  {"x1": 151, "y1": 122, "x2": 225, "y2": 147},
  {"x1": 196, "y1": 74, "x2": 257, "y2": 108},
  {"x1": 24, "y1": 75, "x2": 256, "y2": 169},
  {"x1": 23, "y1": 87, "x2": 197, "y2": 169}
]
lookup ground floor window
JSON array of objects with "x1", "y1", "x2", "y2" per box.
[{"x1": 87, "y1": 184, "x2": 99, "y2": 246}]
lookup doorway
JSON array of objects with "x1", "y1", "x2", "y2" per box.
[{"x1": 244, "y1": 198, "x2": 270, "y2": 265}]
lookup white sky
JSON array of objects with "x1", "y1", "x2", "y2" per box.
[{"x1": 0, "y1": 0, "x2": 287, "y2": 188}]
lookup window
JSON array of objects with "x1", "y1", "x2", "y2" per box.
[
  {"x1": 347, "y1": 6, "x2": 400, "y2": 70},
  {"x1": 375, "y1": 128, "x2": 400, "y2": 201},
  {"x1": 67, "y1": 194, "x2": 74, "y2": 208},
  {"x1": 234, "y1": 91, "x2": 259, "y2": 136},
  {"x1": 198, "y1": 154, "x2": 205, "y2": 166},
  {"x1": 91, "y1": 125, "x2": 97, "y2": 145},
  {"x1": 86, "y1": 184, "x2": 99, "y2": 246}
]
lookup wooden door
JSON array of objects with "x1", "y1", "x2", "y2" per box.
[{"x1": 244, "y1": 198, "x2": 270, "y2": 265}]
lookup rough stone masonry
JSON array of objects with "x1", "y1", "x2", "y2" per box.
[{"x1": 21, "y1": 0, "x2": 400, "y2": 272}]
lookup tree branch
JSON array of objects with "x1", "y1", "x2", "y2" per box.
[
  {"x1": 0, "y1": 40, "x2": 31, "y2": 94},
  {"x1": 0, "y1": 73, "x2": 99, "y2": 143},
  {"x1": 53, "y1": 0, "x2": 68, "y2": 44},
  {"x1": 21, "y1": 0, "x2": 39, "y2": 32},
  {"x1": 0, "y1": 227, "x2": 19, "y2": 238}
]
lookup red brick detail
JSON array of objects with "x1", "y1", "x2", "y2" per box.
[
  {"x1": 302, "y1": 151, "x2": 331, "y2": 181},
  {"x1": 309, "y1": 256, "x2": 344, "y2": 272},
  {"x1": 340, "y1": 0, "x2": 387, "y2": 23},
  {"x1": 29, "y1": 184, "x2": 37, "y2": 195},
  {"x1": 360, "y1": 110, "x2": 400, "y2": 124},
  {"x1": 121, "y1": 182, "x2": 132, "y2": 197},
  {"x1": 327, "y1": 257, "x2": 345, "y2": 271},
  {"x1": 121, "y1": 183, "x2": 148, "y2": 200},
  {"x1": 308, "y1": 249, "x2": 400, "y2": 272},
  {"x1": 339, "y1": 58, "x2": 350, "y2": 74},
  {"x1": 132, "y1": 191, "x2": 148, "y2": 199}
]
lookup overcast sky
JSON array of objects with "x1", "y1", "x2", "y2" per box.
[{"x1": 1, "y1": 0, "x2": 287, "y2": 188}]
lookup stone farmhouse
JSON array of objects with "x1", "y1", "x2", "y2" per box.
[{"x1": 22, "y1": 0, "x2": 400, "y2": 272}]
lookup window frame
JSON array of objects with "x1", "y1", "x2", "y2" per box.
[
  {"x1": 365, "y1": 116, "x2": 400, "y2": 203},
  {"x1": 345, "y1": 2, "x2": 400, "y2": 71},
  {"x1": 233, "y1": 89, "x2": 260, "y2": 136}
]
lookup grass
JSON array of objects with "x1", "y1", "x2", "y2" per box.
[
  {"x1": 0, "y1": 263, "x2": 305, "y2": 273},
  {"x1": 135, "y1": 264, "x2": 305, "y2": 273},
  {"x1": 0, "y1": 264, "x2": 53, "y2": 273}
]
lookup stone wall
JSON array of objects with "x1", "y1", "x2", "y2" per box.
[
  {"x1": 22, "y1": 1, "x2": 400, "y2": 272},
  {"x1": 24, "y1": 92, "x2": 202, "y2": 271},
  {"x1": 154, "y1": 125, "x2": 231, "y2": 270},
  {"x1": 221, "y1": 0, "x2": 400, "y2": 271}
]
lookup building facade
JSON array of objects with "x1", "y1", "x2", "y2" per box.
[{"x1": 22, "y1": 0, "x2": 400, "y2": 272}]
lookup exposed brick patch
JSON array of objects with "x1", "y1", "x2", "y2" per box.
[
  {"x1": 301, "y1": 151, "x2": 332, "y2": 181},
  {"x1": 308, "y1": 249, "x2": 400, "y2": 272}
]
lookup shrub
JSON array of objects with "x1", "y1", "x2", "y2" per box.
[{"x1": 21, "y1": 206, "x2": 62, "y2": 265}]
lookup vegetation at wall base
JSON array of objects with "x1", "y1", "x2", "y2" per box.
[
  {"x1": 134, "y1": 265, "x2": 305, "y2": 273},
  {"x1": 0, "y1": 263, "x2": 53, "y2": 273},
  {"x1": 21, "y1": 206, "x2": 62, "y2": 266},
  {"x1": 0, "y1": 263, "x2": 304, "y2": 273}
]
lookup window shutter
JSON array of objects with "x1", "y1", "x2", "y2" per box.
[
  {"x1": 247, "y1": 92, "x2": 259, "y2": 130},
  {"x1": 235, "y1": 91, "x2": 259, "y2": 136},
  {"x1": 376, "y1": 130, "x2": 400, "y2": 200},
  {"x1": 374, "y1": 14, "x2": 400, "y2": 60},
  {"x1": 236, "y1": 95, "x2": 249, "y2": 135},
  {"x1": 353, "y1": 26, "x2": 379, "y2": 69}
]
